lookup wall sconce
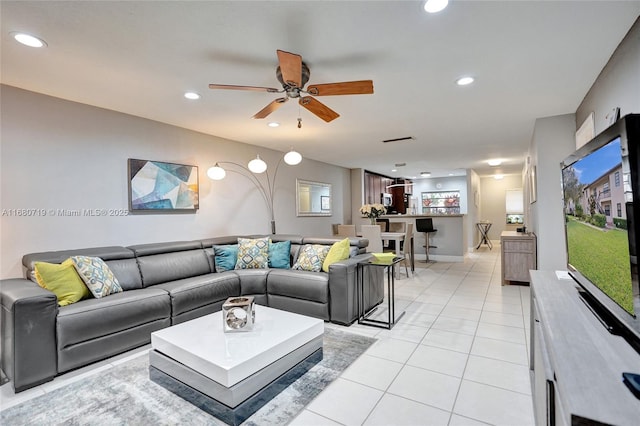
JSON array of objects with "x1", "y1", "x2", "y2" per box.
[{"x1": 207, "y1": 149, "x2": 303, "y2": 234}]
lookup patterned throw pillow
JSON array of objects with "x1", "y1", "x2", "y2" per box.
[
  {"x1": 70, "y1": 256, "x2": 123, "y2": 298},
  {"x1": 213, "y1": 244, "x2": 238, "y2": 272},
  {"x1": 34, "y1": 259, "x2": 92, "y2": 306},
  {"x1": 269, "y1": 240, "x2": 291, "y2": 269},
  {"x1": 292, "y1": 244, "x2": 331, "y2": 272},
  {"x1": 235, "y1": 237, "x2": 270, "y2": 269}
]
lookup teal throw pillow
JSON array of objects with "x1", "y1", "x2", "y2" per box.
[
  {"x1": 213, "y1": 244, "x2": 238, "y2": 272},
  {"x1": 292, "y1": 244, "x2": 331, "y2": 272},
  {"x1": 235, "y1": 237, "x2": 270, "y2": 269},
  {"x1": 269, "y1": 240, "x2": 291, "y2": 269}
]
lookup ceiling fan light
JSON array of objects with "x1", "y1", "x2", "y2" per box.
[
  {"x1": 424, "y1": 0, "x2": 448, "y2": 13},
  {"x1": 284, "y1": 150, "x2": 302, "y2": 165},
  {"x1": 248, "y1": 155, "x2": 267, "y2": 173},
  {"x1": 207, "y1": 164, "x2": 226, "y2": 180}
]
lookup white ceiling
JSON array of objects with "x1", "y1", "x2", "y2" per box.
[{"x1": 2, "y1": 1, "x2": 639, "y2": 179}]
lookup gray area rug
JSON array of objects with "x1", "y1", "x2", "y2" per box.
[{"x1": 1, "y1": 327, "x2": 375, "y2": 426}]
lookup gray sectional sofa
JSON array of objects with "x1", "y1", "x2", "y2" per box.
[{"x1": 0, "y1": 234, "x2": 382, "y2": 393}]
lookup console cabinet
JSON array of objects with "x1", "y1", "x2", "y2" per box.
[
  {"x1": 501, "y1": 231, "x2": 536, "y2": 284},
  {"x1": 530, "y1": 271, "x2": 640, "y2": 425}
]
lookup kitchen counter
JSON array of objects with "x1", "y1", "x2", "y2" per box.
[{"x1": 382, "y1": 215, "x2": 466, "y2": 261}]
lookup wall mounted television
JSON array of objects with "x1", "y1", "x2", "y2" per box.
[{"x1": 561, "y1": 114, "x2": 640, "y2": 350}]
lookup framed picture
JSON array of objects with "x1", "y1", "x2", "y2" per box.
[
  {"x1": 128, "y1": 159, "x2": 199, "y2": 212},
  {"x1": 321, "y1": 195, "x2": 331, "y2": 211}
]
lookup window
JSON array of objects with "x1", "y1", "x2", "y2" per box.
[
  {"x1": 617, "y1": 203, "x2": 622, "y2": 217},
  {"x1": 615, "y1": 171, "x2": 621, "y2": 187},
  {"x1": 505, "y1": 189, "x2": 524, "y2": 214},
  {"x1": 604, "y1": 204, "x2": 611, "y2": 217}
]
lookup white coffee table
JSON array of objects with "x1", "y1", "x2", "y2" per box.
[{"x1": 149, "y1": 305, "x2": 324, "y2": 425}]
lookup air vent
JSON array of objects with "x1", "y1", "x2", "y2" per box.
[
  {"x1": 394, "y1": 162, "x2": 406, "y2": 167},
  {"x1": 382, "y1": 136, "x2": 415, "y2": 143}
]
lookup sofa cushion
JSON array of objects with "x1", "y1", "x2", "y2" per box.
[
  {"x1": 153, "y1": 272, "x2": 240, "y2": 317},
  {"x1": 234, "y1": 269, "x2": 269, "y2": 297},
  {"x1": 104, "y1": 258, "x2": 143, "y2": 291},
  {"x1": 292, "y1": 244, "x2": 330, "y2": 272},
  {"x1": 213, "y1": 244, "x2": 238, "y2": 272},
  {"x1": 266, "y1": 269, "x2": 329, "y2": 303},
  {"x1": 268, "y1": 240, "x2": 291, "y2": 269},
  {"x1": 34, "y1": 259, "x2": 91, "y2": 306},
  {"x1": 235, "y1": 237, "x2": 269, "y2": 269},
  {"x1": 56, "y1": 288, "x2": 170, "y2": 349},
  {"x1": 135, "y1": 248, "x2": 211, "y2": 287},
  {"x1": 70, "y1": 256, "x2": 123, "y2": 299}
]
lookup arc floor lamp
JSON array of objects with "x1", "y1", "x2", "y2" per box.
[{"x1": 207, "y1": 149, "x2": 302, "y2": 234}]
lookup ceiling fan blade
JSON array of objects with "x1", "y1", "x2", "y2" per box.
[
  {"x1": 253, "y1": 97, "x2": 287, "y2": 119},
  {"x1": 209, "y1": 84, "x2": 280, "y2": 93},
  {"x1": 306, "y1": 80, "x2": 374, "y2": 96},
  {"x1": 277, "y1": 50, "x2": 302, "y2": 88},
  {"x1": 299, "y1": 97, "x2": 340, "y2": 122}
]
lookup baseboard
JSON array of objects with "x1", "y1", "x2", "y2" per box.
[{"x1": 414, "y1": 254, "x2": 464, "y2": 263}]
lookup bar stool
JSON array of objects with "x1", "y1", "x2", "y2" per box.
[{"x1": 415, "y1": 218, "x2": 437, "y2": 262}]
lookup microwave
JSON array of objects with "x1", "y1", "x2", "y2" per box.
[{"x1": 381, "y1": 193, "x2": 393, "y2": 206}]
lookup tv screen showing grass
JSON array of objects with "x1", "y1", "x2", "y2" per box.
[{"x1": 563, "y1": 137, "x2": 635, "y2": 316}]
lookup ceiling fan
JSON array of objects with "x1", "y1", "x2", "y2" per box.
[{"x1": 208, "y1": 50, "x2": 374, "y2": 123}]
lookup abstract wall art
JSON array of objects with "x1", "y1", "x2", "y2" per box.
[{"x1": 128, "y1": 159, "x2": 199, "y2": 212}]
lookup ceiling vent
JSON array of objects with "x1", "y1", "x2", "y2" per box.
[
  {"x1": 382, "y1": 136, "x2": 415, "y2": 143},
  {"x1": 394, "y1": 162, "x2": 406, "y2": 167}
]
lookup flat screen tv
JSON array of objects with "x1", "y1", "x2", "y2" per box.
[{"x1": 561, "y1": 114, "x2": 640, "y2": 349}]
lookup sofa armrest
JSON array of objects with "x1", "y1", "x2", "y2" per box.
[
  {"x1": 327, "y1": 254, "x2": 383, "y2": 325},
  {"x1": 1, "y1": 278, "x2": 58, "y2": 392}
]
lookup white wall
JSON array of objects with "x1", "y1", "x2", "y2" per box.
[
  {"x1": 527, "y1": 114, "x2": 576, "y2": 271},
  {"x1": 411, "y1": 175, "x2": 469, "y2": 214},
  {"x1": 466, "y1": 170, "x2": 481, "y2": 251},
  {"x1": 0, "y1": 85, "x2": 351, "y2": 278},
  {"x1": 576, "y1": 17, "x2": 640, "y2": 135},
  {"x1": 479, "y1": 175, "x2": 523, "y2": 241}
]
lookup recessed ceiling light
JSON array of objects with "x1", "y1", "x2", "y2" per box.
[
  {"x1": 456, "y1": 76, "x2": 475, "y2": 86},
  {"x1": 11, "y1": 32, "x2": 47, "y2": 48},
  {"x1": 391, "y1": 169, "x2": 397, "y2": 172},
  {"x1": 487, "y1": 159, "x2": 502, "y2": 166},
  {"x1": 424, "y1": 0, "x2": 449, "y2": 13},
  {"x1": 268, "y1": 122, "x2": 280, "y2": 128},
  {"x1": 421, "y1": 172, "x2": 432, "y2": 177},
  {"x1": 494, "y1": 174, "x2": 504, "y2": 180},
  {"x1": 184, "y1": 92, "x2": 200, "y2": 100}
]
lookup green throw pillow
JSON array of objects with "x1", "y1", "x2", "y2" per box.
[
  {"x1": 293, "y1": 244, "x2": 331, "y2": 272},
  {"x1": 70, "y1": 256, "x2": 123, "y2": 299},
  {"x1": 269, "y1": 240, "x2": 291, "y2": 269},
  {"x1": 34, "y1": 259, "x2": 91, "y2": 306},
  {"x1": 322, "y1": 238, "x2": 351, "y2": 272},
  {"x1": 235, "y1": 237, "x2": 270, "y2": 269},
  {"x1": 213, "y1": 244, "x2": 238, "y2": 272}
]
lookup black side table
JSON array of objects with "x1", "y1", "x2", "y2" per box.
[{"x1": 356, "y1": 256, "x2": 405, "y2": 329}]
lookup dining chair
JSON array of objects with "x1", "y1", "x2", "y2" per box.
[
  {"x1": 361, "y1": 225, "x2": 383, "y2": 253},
  {"x1": 398, "y1": 223, "x2": 413, "y2": 277},
  {"x1": 337, "y1": 224, "x2": 357, "y2": 237}
]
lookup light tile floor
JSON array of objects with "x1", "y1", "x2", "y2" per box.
[
  {"x1": 293, "y1": 247, "x2": 535, "y2": 426},
  {"x1": 0, "y1": 247, "x2": 535, "y2": 425}
]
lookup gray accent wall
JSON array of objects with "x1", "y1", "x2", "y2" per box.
[{"x1": 0, "y1": 85, "x2": 351, "y2": 278}]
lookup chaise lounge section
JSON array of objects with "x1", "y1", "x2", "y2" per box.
[{"x1": 1, "y1": 234, "x2": 382, "y2": 392}]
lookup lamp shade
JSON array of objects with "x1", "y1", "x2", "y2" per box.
[
  {"x1": 284, "y1": 150, "x2": 302, "y2": 165},
  {"x1": 248, "y1": 155, "x2": 267, "y2": 173},
  {"x1": 207, "y1": 164, "x2": 226, "y2": 180}
]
